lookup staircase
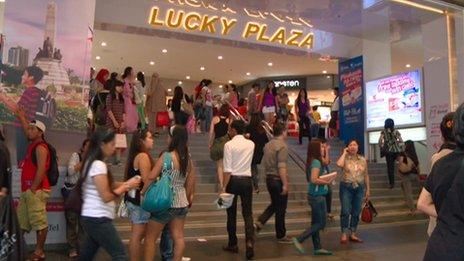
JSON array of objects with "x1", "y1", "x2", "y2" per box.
[{"x1": 112, "y1": 134, "x2": 426, "y2": 242}]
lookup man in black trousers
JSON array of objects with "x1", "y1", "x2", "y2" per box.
[{"x1": 222, "y1": 120, "x2": 256, "y2": 259}]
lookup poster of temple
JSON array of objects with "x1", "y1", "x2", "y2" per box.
[{"x1": 0, "y1": 0, "x2": 96, "y2": 132}]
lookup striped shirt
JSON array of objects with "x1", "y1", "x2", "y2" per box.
[
  {"x1": 15, "y1": 87, "x2": 41, "y2": 126},
  {"x1": 105, "y1": 95, "x2": 125, "y2": 131},
  {"x1": 162, "y1": 152, "x2": 189, "y2": 208}
]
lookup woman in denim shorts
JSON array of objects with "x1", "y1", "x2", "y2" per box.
[
  {"x1": 124, "y1": 129, "x2": 172, "y2": 261},
  {"x1": 142, "y1": 126, "x2": 196, "y2": 261}
]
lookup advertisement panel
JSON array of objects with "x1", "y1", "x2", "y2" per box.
[
  {"x1": 365, "y1": 69, "x2": 424, "y2": 130},
  {"x1": 339, "y1": 56, "x2": 364, "y2": 153}
]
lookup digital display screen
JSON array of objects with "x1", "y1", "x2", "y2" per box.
[{"x1": 365, "y1": 69, "x2": 423, "y2": 130}]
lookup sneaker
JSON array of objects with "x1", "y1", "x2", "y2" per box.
[
  {"x1": 182, "y1": 257, "x2": 191, "y2": 261},
  {"x1": 314, "y1": 249, "x2": 333, "y2": 256},
  {"x1": 277, "y1": 236, "x2": 293, "y2": 244},
  {"x1": 292, "y1": 237, "x2": 306, "y2": 254}
]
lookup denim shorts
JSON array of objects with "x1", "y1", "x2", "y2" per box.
[
  {"x1": 151, "y1": 208, "x2": 188, "y2": 224},
  {"x1": 126, "y1": 201, "x2": 151, "y2": 224}
]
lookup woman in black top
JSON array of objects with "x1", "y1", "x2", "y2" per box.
[
  {"x1": 124, "y1": 129, "x2": 171, "y2": 261},
  {"x1": 423, "y1": 104, "x2": 464, "y2": 260},
  {"x1": 171, "y1": 86, "x2": 192, "y2": 126},
  {"x1": 247, "y1": 113, "x2": 270, "y2": 193},
  {"x1": 209, "y1": 104, "x2": 231, "y2": 190}
]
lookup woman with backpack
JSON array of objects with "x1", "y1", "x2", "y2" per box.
[
  {"x1": 397, "y1": 140, "x2": 419, "y2": 215},
  {"x1": 379, "y1": 118, "x2": 403, "y2": 189},
  {"x1": 142, "y1": 126, "x2": 196, "y2": 261},
  {"x1": 63, "y1": 138, "x2": 90, "y2": 258},
  {"x1": 79, "y1": 130, "x2": 141, "y2": 260}
]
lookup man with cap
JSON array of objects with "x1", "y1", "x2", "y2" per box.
[{"x1": 16, "y1": 119, "x2": 51, "y2": 261}]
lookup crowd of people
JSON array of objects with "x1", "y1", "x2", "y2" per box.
[{"x1": 1, "y1": 65, "x2": 463, "y2": 261}]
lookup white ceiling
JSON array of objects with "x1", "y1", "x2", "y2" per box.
[{"x1": 91, "y1": 30, "x2": 339, "y2": 85}]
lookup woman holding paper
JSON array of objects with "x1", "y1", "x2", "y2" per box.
[
  {"x1": 292, "y1": 140, "x2": 336, "y2": 256},
  {"x1": 336, "y1": 140, "x2": 371, "y2": 244}
]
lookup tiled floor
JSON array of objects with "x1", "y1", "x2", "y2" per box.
[{"x1": 44, "y1": 221, "x2": 428, "y2": 260}]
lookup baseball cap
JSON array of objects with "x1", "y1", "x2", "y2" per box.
[{"x1": 30, "y1": 120, "x2": 46, "y2": 133}]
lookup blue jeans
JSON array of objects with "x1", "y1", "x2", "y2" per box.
[
  {"x1": 160, "y1": 225, "x2": 173, "y2": 261},
  {"x1": 79, "y1": 216, "x2": 127, "y2": 261},
  {"x1": 296, "y1": 195, "x2": 326, "y2": 250},
  {"x1": 202, "y1": 106, "x2": 213, "y2": 133},
  {"x1": 339, "y1": 182, "x2": 365, "y2": 234},
  {"x1": 310, "y1": 123, "x2": 320, "y2": 138}
]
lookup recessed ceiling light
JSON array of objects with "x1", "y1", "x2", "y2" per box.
[
  {"x1": 228, "y1": 80, "x2": 233, "y2": 84},
  {"x1": 167, "y1": 88, "x2": 172, "y2": 92},
  {"x1": 200, "y1": 66, "x2": 205, "y2": 71},
  {"x1": 101, "y1": 42, "x2": 107, "y2": 47},
  {"x1": 162, "y1": 49, "x2": 168, "y2": 53},
  {"x1": 96, "y1": 56, "x2": 101, "y2": 60},
  {"x1": 178, "y1": 81, "x2": 183, "y2": 85},
  {"x1": 218, "y1": 55, "x2": 223, "y2": 60},
  {"x1": 267, "y1": 62, "x2": 273, "y2": 67},
  {"x1": 322, "y1": 70, "x2": 327, "y2": 74},
  {"x1": 326, "y1": 75, "x2": 331, "y2": 79},
  {"x1": 246, "y1": 72, "x2": 251, "y2": 76},
  {"x1": 219, "y1": 85, "x2": 223, "y2": 88},
  {"x1": 149, "y1": 61, "x2": 155, "y2": 66},
  {"x1": 406, "y1": 64, "x2": 411, "y2": 68}
]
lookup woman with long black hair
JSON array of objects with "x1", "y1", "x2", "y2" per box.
[
  {"x1": 258, "y1": 81, "x2": 279, "y2": 124},
  {"x1": 246, "y1": 113, "x2": 269, "y2": 193},
  {"x1": 79, "y1": 130, "x2": 141, "y2": 260},
  {"x1": 379, "y1": 118, "x2": 403, "y2": 188},
  {"x1": 171, "y1": 86, "x2": 192, "y2": 126},
  {"x1": 106, "y1": 80, "x2": 125, "y2": 165},
  {"x1": 295, "y1": 88, "x2": 311, "y2": 145},
  {"x1": 134, "y1": 71, "x2": 146, "y2": 129},
  {"x1": 397, "y1": 140, "x2": 419, "y2": 215},
  {"x1": 143, "y1": 126, "x2": 196, "y2": 261}
]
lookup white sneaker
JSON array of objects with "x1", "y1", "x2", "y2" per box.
[{"x1": 182, "y1": 257, "x2": 191, "y2": 261}]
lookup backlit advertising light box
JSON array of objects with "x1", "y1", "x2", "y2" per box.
[{"x1": 365, "y1": 69, "x2": 424, "y2": 130}]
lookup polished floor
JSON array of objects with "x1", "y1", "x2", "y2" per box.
[{"x1": 45, "y1": 220, "x2": 428, "y2": 261}]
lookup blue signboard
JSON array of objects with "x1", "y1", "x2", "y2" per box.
[{"x1": 339, "y1": 56, "x2": 364, "y2": 153}]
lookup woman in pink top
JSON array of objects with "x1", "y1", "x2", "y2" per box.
[
  {"x1": 122, "y1": 67, "x2": 139, "y2": 133},
  {"x1": 258, "y1": 81, "x2": 279, "y2": 124}
]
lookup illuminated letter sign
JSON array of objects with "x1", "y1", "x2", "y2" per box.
[
  {"x1": 148, "y1": 7, "x2": 314, "y2": 49},
  {"x1": 274, "y1": 80, "x2": 301, "y2": 88}
]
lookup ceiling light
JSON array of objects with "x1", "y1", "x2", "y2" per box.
[
  {"x1": 149, "y1": 61, "x2": 155, "y2": 66},
  {"x1": 162, "y1": 49, "x2": 168, "y2": 53},
  {"x1": 200, "y1": 66, "x2": 205, "y2": 71},
  {"x1": 101, "y1": 42, "x2": 107, "y2": 47},
  {"x1": 228, "y1": 80, "x2": 233, "y2": 84},
  {"x1": 178, "y1": 81, "x2": 183, "y2": 85},
  {"x1": 219, "y1": 85, "x2": 223, "y2": 88},
  {"x1": 326, "y1": 75, "x2": 331, "y2": 79},
  {"x1": 186, "y1": 76, "x2": 190, "y2": 80},
  {"x1": 391, "y1": 0, "x2": 444, "y2": 14},
  {"x1": 322, "y1": 70, "x2": 327, "y2": 74},
  {"x1": 95, "y1": 56, "x2": 101, "y2": 60},
  {"x1": 167, "y1": 88, "x2": 172, "y2": 92},
  {"x1": 267, "y1": 62, "x2": 273, "y2": 67},
  {"x1": 218, "y1": 55, "x2": 223, "y2": 60},
  {"x1": 406, "y1": 64, "x2": 411, "y2": 68},
  {"x1": 246, "y1": 72, "x2": 251, "y2": 76}
]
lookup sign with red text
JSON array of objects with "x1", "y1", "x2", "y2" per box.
[{"x1": 365, "y1": 69, "x2": 423, "y2": 130}]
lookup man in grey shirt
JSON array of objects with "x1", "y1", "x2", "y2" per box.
[
  {"x1": 247, "y1": 83, "x2": 260, "y2": 118},
  {"x1": 254, "y1": 122, "x2": 291, "y2": 243}
]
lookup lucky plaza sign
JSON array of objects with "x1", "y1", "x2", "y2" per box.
[{"x1": 148, "y1": 6, "x2": 314, "y2": 49}]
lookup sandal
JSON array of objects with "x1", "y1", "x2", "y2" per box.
[
  {"x1": 28, "y1": 252, "x2": 45, "y2": 261},
  {"x1": 69, "y1": 250, "x2": 79, "y2": 258},
  {"x1": 349, "y1": 235, "x2": 364, "y2": 243}
]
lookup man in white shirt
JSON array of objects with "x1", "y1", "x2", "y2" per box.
[{"x1": 222, "y1": 120, "x2": 256, "y2": 260}]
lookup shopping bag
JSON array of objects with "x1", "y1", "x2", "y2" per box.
[
  {"x1": 156, "y1": 111, "x2": 170, "y2": 127},
  {"x1": 0, "y1": 195, "x2": 26, "y2": 260},
  {"x1": 141, "y1": 152, "x2": 174, "y2": 213},
  {"x1": 214, "y1": 193, "x2": 235, "y2": 210},
  {"x1": 115, "y1": 133, "x2": 127, "y2": 148}
]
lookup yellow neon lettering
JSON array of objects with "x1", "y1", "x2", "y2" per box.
[
  {"x1": 286, "y1": 30, "x2": 303, "y2": 47},
  {"x1": 220, "y1": 18, "x2": 237, "y2": 35},
  {"x1": 184, "y1": 12, "x2": 202, "y2": 31},
  {"x1": 166, "y1": 9, "x2": 185, "y2": 28},
  {"x1": 299, "y1": 33, "x2": 314, "y2": 49},
  {"x1": 148, "y1": 7, "x2": 164, "y2": 26},
  {"x1": 257, "y1": 24, "x2": 270, "y2": 41},
  {"x1": 269, "y1": 27, "x2": 286, "y2": 44},
  {"x1": 200, "y1": 15, "x2": 219, "y2": 33},
  {"x1": 242, "y1": 22, "x2": 261, "y2": 39}
]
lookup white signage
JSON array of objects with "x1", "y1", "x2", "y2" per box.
[{"x1": 274, "y1": 80, "x2": 301, "y2": 88}]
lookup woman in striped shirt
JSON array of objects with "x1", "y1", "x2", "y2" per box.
[{"x1": 142, "y1": 125, "x2": 196, "y2": 261}]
